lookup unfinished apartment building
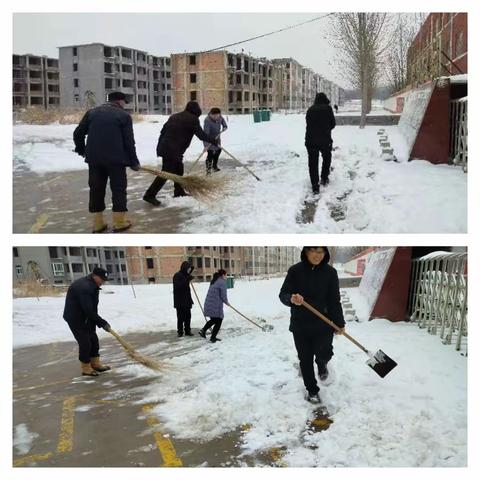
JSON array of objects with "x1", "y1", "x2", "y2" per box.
[
  {"x1": 12, "y1": 54, "x2": 60, "y2": 110},
  {"x1": 58, "y1": 43, "x2": 172, "y2": 114}
]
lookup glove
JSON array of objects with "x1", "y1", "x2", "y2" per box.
[
  {"x1": 73, "y1": 147, "x2": 85, "y2": 157},
  {"x1": 188, "y1": 275, "x2": 194, "y2": 282},
  {"x1": 101, "y1": 321, "x2": 111, "y2": 332},
  {"x1": 130, "y1": 164, "x2": 140, "y2": 171}
]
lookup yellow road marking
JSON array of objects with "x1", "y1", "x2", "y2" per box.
[
  {"x1": 29, "y1": 213, "x2": 49, "y2": 233},
  {"x1": 142, "y1": 405, "x2": 182, "y2": 467},
  {"x1": 57, "y1": 396, "x2": 76, "y2": 453},
  {"x1": 13, "y1": 451, "x2": 54, "y2": 467},
  {"x1": 13, "y1": 379, "x2": 72, "y2": 394}
]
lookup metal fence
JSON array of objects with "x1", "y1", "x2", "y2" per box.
[
  {"x1": 408, "y1": 251, "x2": 467, "y2": 353},
  {"x1": 450, "y1": 98, "x2": 468, "y2": 172}
]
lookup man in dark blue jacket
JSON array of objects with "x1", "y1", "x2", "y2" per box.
[
  {"x1": 305, "y1": 93, "x2": 336, "y2": 194},
  {"x1": 63, "y1": 267, "x2": 112, "y2": 376},
  {"x1": 279, "y1": 247, "x2": 345, "y2": 404},
  {"x1": 173, "y1": 261, "x2": 195, "y2": 337},
  {"x1": 143, "y1": 101, "x2": 218, "y2": 206},
  {"x1": 73, "y1": 91, "x2": 140, "y2": 233}
]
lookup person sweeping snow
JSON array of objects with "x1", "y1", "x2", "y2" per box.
[
  {"x1": 279, "y1": 247, "x2": 345, "y2": 404},
  {"x1": 199, "y1": 269, "x2": 229, "y2": 343},
  {"x1": 173, "y1": 261, "x2": 195, "y2": 337},
  {"x1": 63, "y1": 267, "x2": 113, "y2": 377},
  {"x1": 203, "y1": 107, "x2": 227, "y2": 174},
  {"x1": 143, "y1": 101, "x2": 219, "y2": 206}
]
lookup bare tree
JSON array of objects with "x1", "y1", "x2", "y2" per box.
[
  {"x1": 329, "y1": 13, "x2": 392, "y2": 128},
  {"x1": 385, "y1": 13, "x2": 427, "y2": 93}
]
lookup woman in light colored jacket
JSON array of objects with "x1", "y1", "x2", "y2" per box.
[
  {"x1": 203, "y1": 107, "x2": 228, "y2": 174},
  {"x1": 199, "y1": 269, "x2": 229, "y2": 343}
]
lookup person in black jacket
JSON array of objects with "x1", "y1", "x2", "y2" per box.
[
  {"x1": 173, "y1": 261, "x2": 195, "y2": 337},
  {"x1": 143, "y1": 101, "x2": 218, "y2": 206},
  {"x1": 73, "y1": 91, "x2": 140, "y2": 233},
  {"x1": 305, "y1": 93, "x2": 336, "y2": 194},
  {"x1": 279, "y1": 247, "x2": 345, "y2": 404},
  {"x1": 63, "y1": 267, "x2": 112, "y2": 377}
]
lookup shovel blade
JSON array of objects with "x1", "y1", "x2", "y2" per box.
[
  {"x1": 366, "y1": 350, "x2": 397, "y2": 378},
  {"x1": 262, "y1": 324, "x2": 274, "y2": 332}
]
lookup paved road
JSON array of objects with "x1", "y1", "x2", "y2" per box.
[{"x1": 13, "y1": 330, "x2": 285, "y2": 468}]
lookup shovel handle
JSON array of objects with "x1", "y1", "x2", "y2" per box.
[
  {"x1": 190, "y1": 282, "x2": 208, "y2": 323},
  {"x1": 220, "y1": 146, "x2": 261, "y2": 181},
  {"x1": 300, "y1": 300, "x2": 369, "y2": 354},
  {"x1": 228, "y1": 304, "x2": 264, "y2": 331}
]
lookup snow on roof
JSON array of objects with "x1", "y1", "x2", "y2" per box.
[
  {"x1": 418, "y1": 251, "x2": 467, "y2": 261},
  {"x1": 439, "y1": 74, "x2": 468, "y2": 84}
]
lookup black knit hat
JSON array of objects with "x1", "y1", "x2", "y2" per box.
[
  {"x1": 108, "y1": 91, "x2": 129, "y2": 103},
  {"x1": 92, "y1": 267, "x2": 109, "y2": 281}
]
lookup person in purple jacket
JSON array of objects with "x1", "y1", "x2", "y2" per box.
[{"x1": 199, "y1": 269, "x2": 229, "y2": 343}]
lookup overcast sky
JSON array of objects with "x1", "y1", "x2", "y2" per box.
[{"x1": 13, "y1": 12, "x2": 352, "y2": 88}]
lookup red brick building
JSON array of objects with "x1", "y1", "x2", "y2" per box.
[{"x1": 407, "y1": 12, "x2": 467, "y2": 86}]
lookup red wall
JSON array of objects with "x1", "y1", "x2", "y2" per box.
[{"x1": 370, "y1": 247, "x2": 412, "y2": 322}]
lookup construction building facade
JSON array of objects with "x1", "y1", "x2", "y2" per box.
[
  {"x1": 13, "y1": 54, "x2": 60, "y2": 110},
  {"x1": 58, "y1": 43, "x2": 172, "y2": 114}
]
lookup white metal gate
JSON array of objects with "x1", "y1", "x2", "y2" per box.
[
  {"x1": 450, "y1": 98, "x2": 468, "y2": 172},
  {"x1": 408, "y1": 251, "x2": 467, "y2": 353}
]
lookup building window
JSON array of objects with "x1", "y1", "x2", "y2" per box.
[
  {"x1": 105, "y1": 251, "x2": 111, "y2": 260},
  {"x1": 74, "y1": 94, "x2": 79, "y2": 104},
  {"x1": 244, "y1": 91, "x2": 250, "y2": 101},
  {"x1": 205, "y1": 258, "x2": 211, "y2": 268},
  {"x1": 190, "y1": 73, "x2": 197, "y2": 83},
  {"x1": 236, "y1": 74, "x2": 241, "y2": 85},
  {"x1": 148, "y1": 277, "x2": 156, "y2": 284},
  {"x1": 72, "y1": 263, "x2": 84, "y2": 273},
  {"x1": 237, "y1": 91, "x2": 242, "y2": 101},
  {"x1": 146, "y1": 258, "x2": 154, "y2": 269},
  {"x1": 214, "y1": 258, "x2": 218, "y2": 268},
  {"x1": 244, "y1": 74, "x2": 249, "y2": 84},
  {"x1": 73, "y1": 47, "x2": 77, "y2": 56},
  {"x1": 196, "y1": 257, "x2": 203, "y2": 268},
  {"x1": 13, "y1": 247, "x2": 19, "y2": 257},
  {"x1": 48, "y1": 247, "x2": 59, "y2": 258},
  {"x1": 69, "y1": 247, "x2": 81, "y2": 256},
  {"x1": 15, "y1": 265, "x2": 23, "y2": 276},
  {"x1": 121, "y1": 264, "x2": 127, "y2": 272},
  {"x1": 119, "y1": 251, "x2": 125, "y2": 258},
  {"x1": 52, "y1": 263, "x2": 65, "y2": 276},
  {"x1": 107, "y1": 265, "x2": 113, "y2": 273},
  {"x1": 190, "y1": 91, "x2": 197, "y2": 101},
  {"x1": 73, "y1": 79, "x2": 79, "y2": 88},
  {"x1": 228, "y1": 91, "x2": 234, "y2": 103},
  {"x1": 189, "y1": 55, "x2": 196, "y2": 65},
  {"x1": 73, "y1": 63, "x2": 78, "y2": 72},
  {"x1": 86, "y1": 248, "x2": 97, "y2": 257}
]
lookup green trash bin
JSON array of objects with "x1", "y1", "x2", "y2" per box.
[
  {"x1": 253, "y1": 110, "x2": 262, "y2": 123},
  {"x1": 260, "y1": 109, "x2": 269, "y2": 122},
  {"x1": 226, "y1": 277, "x2": 235, "y2": 289},
  {"x1": 266, "y1": 109, "x2": 271, "y2": 121}
]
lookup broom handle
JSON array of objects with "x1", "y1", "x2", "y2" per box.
[
  {"x1": 228, "y1": 304, "x2": 264, "y2": 330},
  {"x1": 220, "y1": 146, "x2": 261, "y2": 181},
  {"x1": 139, "y1": 165, "x2": 166, "y2": 177},
  {"x1": 108, "y1": 328, "x2": 134, "y2": 350},
  {"x1": 190, "y1": 282, "x2": 208, "y2": 323},
  {"x1": 300, "y1": 300, "x2": 369, "y2": 354},
  {"x1": 186, "y1": 148, "x2": 208, "y2": 174}
]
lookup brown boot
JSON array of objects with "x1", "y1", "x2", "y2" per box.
[
  {"x1": 112, "y1": 212, "x2": 132, "y2": 233},
  {"x1": 81, "y1": 362, "x2": 99, "y2": 377},
  {"x1": 91, "y1": 356, "x2": 111, "y2": 373},
  {"x1": 92, "y1": 212, "x2": 108, "y2": 233}
]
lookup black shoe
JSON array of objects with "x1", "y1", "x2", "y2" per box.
[
  {"x1": 198, "y1": 330, "x2": 206, "y2": 339},
  {"x1": 143, "y1": 195, "x2": 161, "y2": 206},
  {"x1": 320, "y1": 177, "x2": 329, "y2": 187},
  {"x1": 177, "y1": 332, "x2": 184, "y2": 337},
  {"x1": 210, "y1": 337, "x2": 222, "y2": 343},
  {"x1": 312, "y1": 185, "x2": 320, "y2": 195},
  {"x1": 213, "y1": 167, "x2": 221, "y2": 172},
  {"x1": 319, "y1": 365, "x2": 329, "y2": 382},
  {"x1": 307, "y1": 392, "x2": 321, "y2": 404},
  {"x1": 185, "y1": 332, "x2": 194, "y2": 336},
  {"x1": 173, "y1": 192, "x2": 190, "y2": 198}
]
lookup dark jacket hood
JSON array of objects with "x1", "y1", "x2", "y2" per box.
[
  {"x1": 301, "y1": 247, "x2": 330, "y2": 266},
  {"x1": 185, "y1": 101, "x2": 202, "y2": 117},
  {"x1": 314, "y1": 92, "x2": 330, "y2": 105},
  {"x1": 180, "y1": 261, "x2": 191, "y2": 274}
]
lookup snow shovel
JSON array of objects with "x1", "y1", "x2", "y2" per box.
[
  {"x1": 228, "y1": 304, "x2": 274, "y2": 332},
  {"x1": 300, "y1": 300, "x2": 397, "y2": 378},
  {"x1": 108, "y1": 328, "x2": 162, "y2": 372},
  {"x1": 220, "y1": 146, "x2": 262, "y2": 181}
]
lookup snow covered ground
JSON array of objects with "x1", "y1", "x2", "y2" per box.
[
  {"x1": 13, "y1": 113, "x2": 466, "y2": 233},
  {"x1": 13, "y1": 279, "x2": 467, "y2": 467}
]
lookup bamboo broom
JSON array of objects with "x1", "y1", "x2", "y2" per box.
[
  {"x1": 140, "y1": 166, "x2": 231, "y2": 203},
  {"x1": 109, "y1": 328, "x2": 163, "y2": 372}
]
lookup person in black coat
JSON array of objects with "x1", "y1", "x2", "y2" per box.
[
  {"x1": 305, "y1": 92, "x2": 336, "y2": 194},
  {"x1": 63, "y1": 267, "x2": 112, "y2": 377},
  {"x1": 279, "y1": 247, "x2": 345, "y2": 404},
  {"x1": 73, "y1": 91, "x2": 140, "y2": 233},
  {"x1": 173, "y1": 261, "x2": 195, "y2": 337},
  {"x1": 143, "y1": 101, "x2": 218, "y2": 206}
]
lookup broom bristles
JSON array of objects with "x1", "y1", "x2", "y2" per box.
[
  {"x1": 140, "y1": 166, "x2": 232, "y2": 203},
  {"x1": 109, "y1": 329, "x2": 163, "y2": 372}
]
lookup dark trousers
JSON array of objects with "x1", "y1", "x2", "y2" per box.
[
  {"x1": 202, "y1": 317, "x2": 223, "y2": 339},
  {"x1": 306, "y1": 145, "x2": 332, "y2": 187},
  {"x1": 88, "y1": 164, "x2": 128, "y2": 212},
  {"x1": 206, "y1": 149, "x2": 221, "y2": 171},
  {"x1": 292, "y1": 330, "x2": 334, "y2": 395},
  {"x1": 176, "y1": 308, "x2": 192, "y2": 335},
  {"x1": 68, "y1": 323, "x2": 100, "y2": 364},
  {"x1": 144, "y1": 156, "x2": 186, "y2": 198}
]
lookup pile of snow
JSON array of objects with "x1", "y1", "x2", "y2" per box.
[
  {"x1": 13, "y1": 424, "x2": 39, "y2": 455},
  {"x1": 13, "y1": 114, "x2": 467, "y2": 233}
]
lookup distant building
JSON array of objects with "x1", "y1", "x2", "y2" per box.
[
  {"x1": 406, "y1": 13, "x2": 467, "y2": 86},
  {"x1": 13, "y1": 247, "x2": 128, "y2": 285},
  {"x1": 58, "y1": 43, "x2": 172, "y2": 114},
  {"x1": 12, "y1": 54, "x2": 60, "y2": 110}
]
